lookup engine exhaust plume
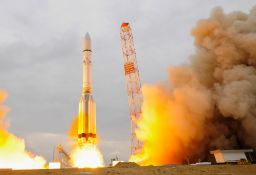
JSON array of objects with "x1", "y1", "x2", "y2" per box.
[
  {"x1": 68, "y1": 116, "x2": 104, "y2": 168},
  {"x1": 0, "y1": 90, "x2": 46, "y2": 169},
  {"x1": 130, "y1": 6, "x2": 256, "y2": 165},
  {"x1": 70, "y1": 143, "x2": 104, "y2": 168}
]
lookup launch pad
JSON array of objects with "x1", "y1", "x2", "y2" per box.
[{"x1": 2, "y1": 165, "x2": 256, "y2": 175}]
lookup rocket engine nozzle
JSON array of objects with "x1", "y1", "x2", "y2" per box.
[{"x1": 78, "y1": 133, "x2": 97, "y2": 145}]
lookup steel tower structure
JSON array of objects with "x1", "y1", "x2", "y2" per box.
[
  {"x1": 120, "y1": 22, "x2": 143, "y2": 154},
  {"x1": 53, "y1": 144, "x2": 72, "y2": 168}
]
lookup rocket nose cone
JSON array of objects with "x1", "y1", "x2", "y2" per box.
[
  {"x1": 85, "y1": 32, "x2": 91, "y2": 41},
  {"x1": 84, "y1": 32, "x2": 91, "y2": 51}
]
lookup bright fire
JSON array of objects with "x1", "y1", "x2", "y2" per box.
[
  {"x1": 129, "y1": 75, "x2": 217, "y2": 165},
  {"x1": 69, "y1": 117, "x2": 104, "y2": 168},
  {"x1": 0, "y1": 90, "x2": 46, "y2": 169},
  {"x1": 70, "y1": 143, "x2": 104, "y2": 168}
]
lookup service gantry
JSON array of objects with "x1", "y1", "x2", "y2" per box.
[
  {"x1": 53, "y1": 144, "x2": 72, "y2": 168},
  {"x1": 120, "y1": 22, "x2": 143, "y2": 155}
]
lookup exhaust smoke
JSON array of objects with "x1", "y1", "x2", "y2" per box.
[{"x1": 131, "y1": 6, "x2": 256, "y2": 165}]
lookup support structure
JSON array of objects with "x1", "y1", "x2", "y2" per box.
[
  {"x1": 53, "y1": 144, "x2": 72, "y2": 168},
  {"x1": 120, "y1": 23, "x2": 143, "y2": 155}
]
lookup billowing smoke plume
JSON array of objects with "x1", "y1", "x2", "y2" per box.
[{"x1": 131, "y1": 6, "x2": 256, "y2": 165}]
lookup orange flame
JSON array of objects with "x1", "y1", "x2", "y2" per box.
[
  {"x1": 0, "y1": 90, "x2": 46, "y2": 169},
  {"x1": 129, "y1": 81, "x2": 212, "y2": 165}
]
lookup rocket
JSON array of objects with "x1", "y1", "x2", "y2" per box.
[{"x1": 78, "y1": 33, "x2": 96, "y2": 145}]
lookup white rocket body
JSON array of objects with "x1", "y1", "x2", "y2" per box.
[{"x1": 78, "y1": 33, "x2": 96, "y2": 145}]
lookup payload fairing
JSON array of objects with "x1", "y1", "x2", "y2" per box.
[{"x1": 78, "y1": 33, "x2": 96, "y2": 145}]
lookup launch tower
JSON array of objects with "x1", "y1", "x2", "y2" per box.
[{"x1": 120, "y1": 23, "x2": 143, "y2": 154}]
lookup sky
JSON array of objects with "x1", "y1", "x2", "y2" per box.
[{"x1": 0, "y1": 0, "x2": 255, "y2": 164}]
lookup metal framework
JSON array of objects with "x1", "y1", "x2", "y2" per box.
[
  {"x1": 120, "y1": 23, "x2": 143, "y2": 154},
  {"x1": 53, "y1": 144, "x2": 72, "y2": 168}
]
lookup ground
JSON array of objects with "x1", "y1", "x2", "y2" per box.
[{"x1": 1, "y1": 165, "x2": 256, "y2": 175}]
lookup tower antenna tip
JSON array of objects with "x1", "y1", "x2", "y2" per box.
[{"x1": 121, "y1": 23, "x2": 129, "y2": 27}]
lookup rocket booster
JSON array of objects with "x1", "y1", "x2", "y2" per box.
[{"x1": 78, "y1": 33, "x2": 96, "y2": 145}]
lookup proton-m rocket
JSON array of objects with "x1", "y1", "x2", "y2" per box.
[{"x1": 77, "y1": 33, "x2": 96, "y2": 145}]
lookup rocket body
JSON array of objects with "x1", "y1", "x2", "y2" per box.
[{"x1": 78, "y1": 33, "x2": 96, "y2": 145}]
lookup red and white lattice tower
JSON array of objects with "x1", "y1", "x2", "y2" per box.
[{"x1": 120, "y1": 23, "x2": 143, "y2": 155}]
